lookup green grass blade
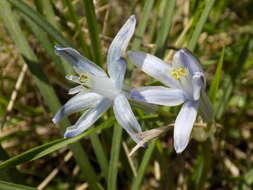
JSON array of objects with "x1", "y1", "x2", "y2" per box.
[
  {"x1": 209, "y1": 47, "x2": 224, "y2": 103},
  {"x1": 187, "y1": 0, "x2": 216, "y2": 51},
  {"x1": 39, "y1": 0, "x2": 60, "y2": 29},
  {"x1": 8, "y1": 0, "x2": 73, "y2": 74},
  {"x1": 131, "y1": 0, "x2": 155, "y2": 50},
  {"x1": 244, "y1": 168, "x2": 253, "y2": 185},
  {"x1": 0, "y1": 118, "x2": 114, "y2": 170},
  {"x1": 0, "y1": 180, "x2": 37, "y2": 190},
  {"x1": 62, "y1": 0, "x2": 90, "y2": 57},
  {"x1": 132, "y1": 140, "x2": 156, "y2": 190},
  {"x1": 8, "y1": 0, "x2": 71, "y2": 47},
  {"x1": 0, "y1": 2, "x2": 101, "y2": 189},
  {"x1": 82, "y1": 0, "x2": 102, "y2": 65},
  {"x1": 23, "y1": 15, "x2": 66, "y2": 76},
  {"x1": 155, "y1": 0, "x2": 176, "y2": 57},
  {"x1": 190, "y1": 141, "x2": 212, "y2": 190},
  {"x1": 107, "y1": 125, "x2": 122, "y2": 190},
  {"x1": 90, "y1": 133, "x2": 109, "y2": 178},
  {"x1": 0, "y1": 146, "x2": 24, "y2": 183},
  {"x1": 216, "y1": 37, "x2": 250, "y2": 118}
]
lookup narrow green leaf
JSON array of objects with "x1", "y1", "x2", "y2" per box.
[
  {"x1": 244, "y1": 168, "x2": 253, "y2": 185},
  {"x1": 155, "y1": 0, "x2": 176, "y2": 57},
  {"x1": 190, "y1": 141, "x2": 212, "y2": 190},
  {"x1": 209, "y1": 47, "x2": 224, "y2": 103},
  {"x1": 7, "y1": 0, "x2": 71, "y2": 47},
  {"x1": 131, "y1": 0, "x2": 155, "y2": 50},
  {"x1": 132, "y1": 140, "x2": 156, "y2": 190},
  {"x1": 0, "y1": 180, "x2": 37, "y2": 190},
  {"x1": 216, "y1": 37, "x2": 250, "y2": 118},
  {"x1": 23, "y1": 15, "x2": 66, "y2": 76},
  {"x1": 8, "y1": 0, "x2": 73, "y2": 74},
  {"x1": 82, "y1": 0, "x2": 102, "y2": 65},
  {"x1": 62, "y1": 0, "x2": 90, "y2": 57},
  {"x1": 187, "y1": 0, "x2": 216, "y2": 51},
  {"x1": 0, "y1": 146, "x2": 24, "y2": 183},
  {"x1": 107, "y1": 125, "x2": 122, "y2": 190},
  {"x1": 0, "y1": 118, "x2": 114, "y2": 170},
  {"x1": 90, "y1": 133, "x2": 109, "y2": 178},
  {"x1": 39, "y1": 0, "x2": 60, "y2": 29}
]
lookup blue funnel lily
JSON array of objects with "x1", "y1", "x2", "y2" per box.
[{"x1": 128, "y1": 49, "x2": 213, "y2": 153}]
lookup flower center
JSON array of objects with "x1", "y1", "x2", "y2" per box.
[
  {"x1": 171, "y1": 67, "x2": 187, "y2": 80},
  {"x1": 79, "y1": 74, "x2": 91, "y2": 88}
]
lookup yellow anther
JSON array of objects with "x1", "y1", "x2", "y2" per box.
[
  {"x1": 79, "y1": 74, "x2": 89, "y2": 84},
  {"x1": 171, "y1": 67, "x2": 187, "y2": 80}
]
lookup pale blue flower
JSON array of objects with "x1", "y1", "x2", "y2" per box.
[
  {"x1": 52, "y1": 15, "x2": 143, "y2": 143},
  {"x1": 128, "y1": 49, "x2": 213, "y2": 153}
]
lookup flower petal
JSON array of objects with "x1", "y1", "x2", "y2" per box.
[
  {"x1": 52, "y1": 92, "x2": 102, "y2": 123},
  {"x1": 131, "y1": 86, "x2": 186, "y2": 106},
  {"x1": 64, "y1": 97, "x2": 112, "y2": 138},
  {"x1": 199, "y1": 90, "x2": 214, "y2": 122},
  {"x1": 66, "y1": 75, "x2": 80, "y2": 84},
  {"x1": 192, "y1": 72, "x2": 205, "y2": 100},
  {"x1": 172, "y1": 48, "x2": 203, "y2": 76},
  {"x1": 113, "y1": 58, "x2": 127, "y2": 90},
  {"x1": 55, "y1": 46, "x2": 107, "y2": 77},
  {"x1": 128, "y1": 98, "x2": 158, "y2": 113},
  {"x1": 128, "y1": 51, "x2": 180, "y2": 88},
  {"x1": 174, "y1": 100, "x2": 199, "y2": 153},
  {"x1": 113, "y1": 94, "x2": 142, "y2": 143},
  {"x1": 107, "y1": 15, "x2": 136, "y2": 79},
  {"x1": 68, "y1": 85, "x2": 87, "y2": 95}
]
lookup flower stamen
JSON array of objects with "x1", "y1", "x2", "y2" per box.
[
  {"x1": 79, "y1": 74, "x2": 90, "y2": 87},
  {"x1": 171, "y1": 67, "x2": 187, "y2": 80}
]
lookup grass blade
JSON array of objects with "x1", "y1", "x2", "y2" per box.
[
  {"x1": 209, "y1": 47, "x2": 224, "y2": 103},
  {"x1": 8, "y1": 0, "x2": 71, "y2": 47},
  {"x1": 39, "y1": 0, "x2": 60, "y2": 29},
  {"x1": 131, "y1": 0, "x2": 155, "y2": 50},
  {"x1": 62, "y1": 0, "x2": 90, "y2": 57},
  {"x1": 90, "y1": 133, "x2": 109, "y2": 178},
  {"x1": 0, "y1": 180, "x2": 37, "y2": 190},
  {"x1": 0, "y1": 118, "x2": 114, "y2": 170},
  {"x1": 155, "y1": 0, "x2": 176, "y2": 57},
  {"x1": 23, "y1": 15, "x2": 66, "y2": 76},
  {"x1": 8, "y1": 0, "x2": 73, "y2": 74},
  {"x1": 187, "y1": 0, "x2": 216, "y2": 51},
  {"x1": 132, "y1": 140, "x2": 156, "y2": 190},
  {"x1": 7, "y1": 1, "x2": 72, "y2": 56},
  {"x1": 107, "y1": 125, "x2": 122, "y2": 190},
  {"x1": 0, "y1": 146, "x2": 24, "y2": 183},
  {"x1": 82, "y1": 0, "x2": 103, "y2": 65},
  {"x1": 216, "y1": 37, "x2": 250, "y2": 118}
]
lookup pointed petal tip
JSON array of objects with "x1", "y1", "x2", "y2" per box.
[
  {"x1": 63, "y1": 133, "x2": 70, "y2": 138},
  {"x1": 52, "y1": 112, "x2": 61, "y2": 124},
  {"x1": 129, "y1": 15, "x2": 136, "y2": 23},
  {"x1": 52, "y1": 118, "x2": 56, "y2": 124},
  {"x1": 174, "y1": 141, "x2": 187, "y2": 154},
  {"x1": 54, "y1": 46, "x2": 63, "y2": 50},
  {"x1": 64, "y1": 129, "x2": 77, "y2": 138}
]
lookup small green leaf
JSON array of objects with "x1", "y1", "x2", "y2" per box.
[
  {"x1": 187, "y1": 0, "x2": 216, "y2": 51},
  {"x1": 107, "y1": 124, "x2": 122, "y2": 190},
  {"x1": 0, "y1": 180, "x2": 37, "y2": 190},
  {"x1": 82, "y1": 0, "x2": 103, "y2": 65},
  {"x1": 209, "y1": 47, "x2": 224, "y2": 103},
  {"x1": 132, "y1": 140, "x2": 156, "y2": 190},
  {"x1": 0, "y1": 118, "x2": 114, "y2": 170}
]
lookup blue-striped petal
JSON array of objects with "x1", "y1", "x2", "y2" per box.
[{"x1": 107, "y1": 15, "x2": 136, "y2": 79}]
